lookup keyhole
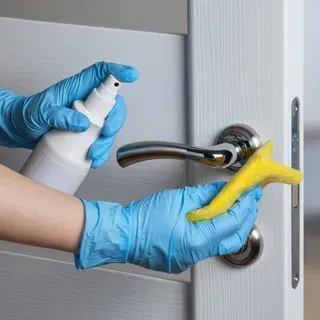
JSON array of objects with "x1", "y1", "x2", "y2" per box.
[{"x1": 235, "y1": 240, "x2": 248, "y2": 255}]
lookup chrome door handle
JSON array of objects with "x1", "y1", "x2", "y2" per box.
[
  {"x1": 117, "y1": 124, "x2": 261, "y2": 172},
  {"x1": 117, "y1": 141, "x2": 238, "y2": 169}
]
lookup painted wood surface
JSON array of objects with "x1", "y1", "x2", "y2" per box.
[
  {"x1": 0, "y1": 251, "x2": 189, "y2": 320},
  {"x1": 0, "y1": 17, "x2": 190, "y2": 282},
  {"x1": 188, "y1": 0, "x2": 303, "y2": 319}
]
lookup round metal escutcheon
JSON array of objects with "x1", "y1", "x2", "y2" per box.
[
  {"x1": 216, "y1": 124, "x2": 262, "y2": 172},
  {"x1": 221, "y1": 224, "x2": 263, "y2": 268}
]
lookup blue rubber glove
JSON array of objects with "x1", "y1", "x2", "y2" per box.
[
  {"x1": 0, "y1": 62, "x2": 139, "y2": 168},
  {"x1": 75, "y1": 182, "x2": 263, "y2": 274}
]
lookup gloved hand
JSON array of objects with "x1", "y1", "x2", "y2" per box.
[
  {"x1": 75, "y1": 182, "x2": 263, "y2": 274},
  {"x1": 0, "y1": 62, "x2": 139, "y2": 168}
]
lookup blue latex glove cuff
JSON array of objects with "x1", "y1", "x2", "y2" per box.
[{"x1": 74, "y1": 199, "x2": 131, "y2": 269}]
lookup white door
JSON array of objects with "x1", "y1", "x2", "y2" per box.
[
  {"x1": 0, "y1": 0, "x2": 304, "y2": 319},
  {"x1": 188, "y1": 1, "x2": 304, "y2": 319}
]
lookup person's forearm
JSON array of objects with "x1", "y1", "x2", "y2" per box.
[{"x1": 0, "y1": 164, "x2": 84, "y2": 253}]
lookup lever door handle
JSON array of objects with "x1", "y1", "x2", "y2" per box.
[
  {"x1": 117, "y1": 124, "x2": 261, "y2": 172},
  {"x1": 117, "y1": 141, "x2": 238, "y2": 169}
]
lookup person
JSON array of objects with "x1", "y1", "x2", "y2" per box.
[{"x1": 0, "y1": 61, "x2": 262, "y2": 274}]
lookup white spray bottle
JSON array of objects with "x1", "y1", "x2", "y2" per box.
[{"x1": 19, "y1": 75, "x2": 121, "y2": 195}]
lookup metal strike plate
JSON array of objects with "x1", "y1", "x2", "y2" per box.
[
  {"x1": 222, "y1": 225, "x2": 263, "y2": 267},
  {"x1": 291, "y1": 97, "x2": 300, "y2": 289}
]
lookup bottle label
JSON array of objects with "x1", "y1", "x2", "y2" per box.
[{"x1": 31, "y1": 156, "x2": 87, "y2": 195}]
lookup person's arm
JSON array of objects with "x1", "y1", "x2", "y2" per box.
[
  {"x1": 0, "y1": 164, "x2": 84, "y2": 253},
  {"x1": 0, "y1": 163, "x2": 263, "y2": 273}
]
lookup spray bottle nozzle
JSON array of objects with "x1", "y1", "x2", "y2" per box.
[
  {"x1": 101, "y1": 75, "x2": 122, "y2": 95},
  {"x1": 84, "y1": 75, "x2": 122, "y2": 119}
]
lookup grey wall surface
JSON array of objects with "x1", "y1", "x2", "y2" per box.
[
  {"x1": 304, "y1": 1, "x2": 320, "y2": 318},
  {"x1": 304, "y1": 0, "x2": 320, "y2": 224},
  {"x1": 0, "y1": 0, "x2": 187, "y2": 34}
]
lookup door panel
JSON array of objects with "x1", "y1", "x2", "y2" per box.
[
  {"x1": 0, "y1": 252, "x2": 188, "y2": 320},
  {"x1": 0, "y1": 17, "x2": 190, "y2": 320},
  {"x1": 0, "y1": 0, "x2": 187, "y2": 34},
  {"x1": 0, "y1": 17, "x2": 189, "y2": 282},
  {"x1": 188, "y1": 0, "x2": 303, "y2": 319}
]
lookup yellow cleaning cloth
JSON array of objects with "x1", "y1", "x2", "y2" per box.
[{"x1": 187, "y1": 140, "x2": 303, "y2": 222}]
